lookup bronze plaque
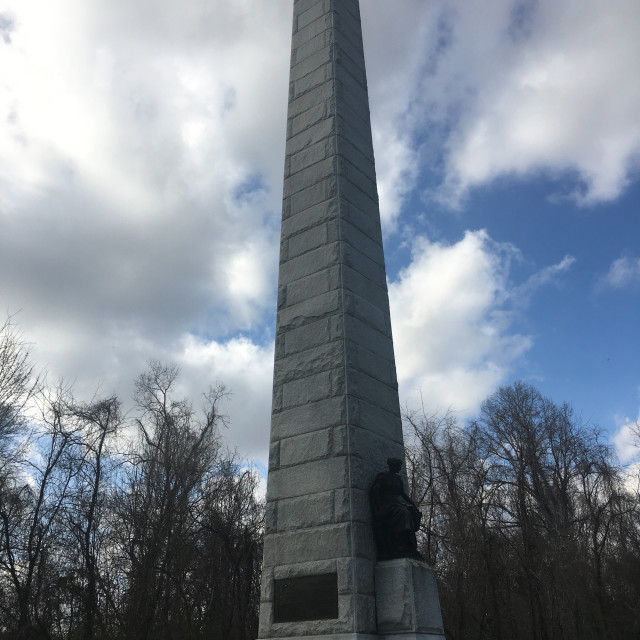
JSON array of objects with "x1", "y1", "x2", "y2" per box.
[{"x1": 273, "y1": 573, "x2": 338, "y2": 622}]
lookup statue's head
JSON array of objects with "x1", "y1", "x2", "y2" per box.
[{"x1": 387, "y1": 457, "x2": 402, "y2": 473}]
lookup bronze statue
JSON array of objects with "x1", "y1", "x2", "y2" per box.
[{"x1": 370, "y1": 458, "x2": 423, "y2": 560}]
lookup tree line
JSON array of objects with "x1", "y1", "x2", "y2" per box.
[
  {"x1": 2, "y1": 316, "x2": 639, "y2": 640},
  {"x1": 406, "y1": 382, "x2": 640, "y2": 640},
  {"x1": 0, "y1": 317, "x2": 262, "y2": 640}
]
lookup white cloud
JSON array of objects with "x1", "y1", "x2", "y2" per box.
[
  {"x1": 0, "y1": 0, "x2": 287, "y2": 464},
  {"x1": 598, "y1": 256, "x2": 640, "y2": 291},
  {"x1": 361, "y1": 0, "x2": 640, "y2": 210},
  {"x1": 389, "y1": 230, "x2": 532, "y2": 415},
  {"x1": 613, "y1": 413, "x2": 640, "y2": 464},
  {"x1": 389, "y1": 230, "x2": 576, "y2": 415},
  {"x1": 177, "y1": 334, "x2": 274, "y2": 464},
  {"x1": 513, "y1": 254, "x2": 576, "y2": 306},
  {"x1": 622, "y1": 462, "x2": 640, "y2": 496}
]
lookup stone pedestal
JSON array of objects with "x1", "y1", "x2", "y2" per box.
[{"x1": 374, "y1": 559, "x2": 446, "y2": 640}]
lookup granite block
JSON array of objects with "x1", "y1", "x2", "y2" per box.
[
  {"x1": 274, "y1": 341, "x2": 344, "y2": 385},
  {"x1": 344, "y1": 314, "x2": 395, "y2": 362},
  {"x1": 276, "y1": 491, "x2": 335, "y2": 529},
  {"x1": 290, "y1": 44, "x2": 333, "y2": 83},
  {"x1": 287, "y1": 115, "x2": 335, "y2": 155},
  {"x1": 278, "y1": 242, "x2": 340, "y2": 284},
  {"x1": 277, "y1": 289, "x2": 341, "y2": 331},
  {"x1": 289, "y1": 177, "x2": 339, "y2": 217},
  {"x1": 289, "y1": 138, "x2": 337, "y2": 178},
  {"x1": 282, "y1": 199, "x2": 339, "y2": 238},
  {"x1": 296, "y1": 0, "x2": 330, "y2": 31},
  {"x1": 263, "y1": 521, "x2": 352, "y2": 565},
  {"x1": 281, "y1": 366, "x2": 345, "y2": 409},
  {"x1": 280, "y1": 428, "x2": 333, "y2": 467}
]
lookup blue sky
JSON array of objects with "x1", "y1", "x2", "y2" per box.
[{"x1": 1, "y1": 0, "x2": 639, "y2": 469}]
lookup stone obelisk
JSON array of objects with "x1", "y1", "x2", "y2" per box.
[{"x1": 259, "y1": 1, "x2": 445, "y2": 639}]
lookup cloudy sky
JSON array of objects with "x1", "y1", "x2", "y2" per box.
[{"x1": 1, "y1": 0, "x2": 639, "y2": 470}]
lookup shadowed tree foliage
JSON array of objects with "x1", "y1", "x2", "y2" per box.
[
  {"x1": 0, "y1": 324, "x2": 263, "y2": 640},
  {"x1": 405, "y1": 382, "x2": 640, "y2": 640}
]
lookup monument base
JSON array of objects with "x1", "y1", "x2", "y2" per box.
[
  {"x1": 374, "y1": 558, "x2": 446, "y2": 640},
  {"x1": 379, "y1": 636, "x2": 445, "y2": 640},
  {"x1": 261, "y1": 636, "x2": 378, "y2": 640}
]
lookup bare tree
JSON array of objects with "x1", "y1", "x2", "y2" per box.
[
  {"x1": 0, "y1": 315, "x2": 41, "y2": 480},
  {"x1": 61, "y1": 396, "x2": 122, "y2": 640},
  {"x1": 0, "y1": 384, "x2": 82, "y2": 635},
  {"x1": 116, "y1": 361, "x2": 226, "y2": 640},
  {"x1": 405, "y1": 382, "x2": 640, "y2": 640}
]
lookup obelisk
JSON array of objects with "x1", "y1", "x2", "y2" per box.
[{"x1": 259, "y1": 2, "x2": 445, "y2": 639}]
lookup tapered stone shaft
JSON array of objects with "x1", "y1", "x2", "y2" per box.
[{"x1": 259, "y1": 1, "x2": 406, "y2": 638}]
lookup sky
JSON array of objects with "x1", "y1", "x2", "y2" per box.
[{"x1": 1, "y1": 0, "x2": 639, "y2": 471}]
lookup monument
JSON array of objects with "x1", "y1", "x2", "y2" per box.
[{"x1": 258, "y1": 1, "x2": 446, "y2": 638}]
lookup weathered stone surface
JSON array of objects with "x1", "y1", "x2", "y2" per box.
[
  {"x1": 290, "y1": 45, "x2": 332, "y2": 85},
  {"x1": 287, "y1": 115, "x2": 335, "y2": 154},
  {"x1": 341, "y1": 243, "x2": 387, "y2": 287},
  {"x1": 339, "y1": 200, "x2": 382, "y2": 243},
  {"x1": 287, "y1": 219, "x2": 338, "y2": 258},
  {"x1": 292, "y1": 62, "x2": 333, "y2": 99},
  {"x1": 266, "y1": 457, "x2": 349, "y2": 501},
  {"x1": 345, "y1": 341, "x2": 397, "y2": 386},
  {"x1": 343, "y1": 314, "x2": 395, "y2": 362},
  {"x1": 341, "y1": 264, "x2": 389, "y2": 310},
  {"x1": 343, "y1": 291, "x2": 390, "y2": 335},
  {"x1": 289, "y1": 139, "x2": 336, "y2": 179},
  {"x1": 333, "y1": 487, "x2": 370, "y2": 524},
  {"x1": 292, "y1": 29, "x2": 333, "y2": 67},
  {"x1": 280, "y1": 428, "x2": 333, "y2": 467},
  {"x1": 284, "y1": 157, "x2": 337, "y2": 198},
  {"x1": 337, "y1": 557, "x2": 375, "y2": 596},
  {"x1": 273, "y1": 559, "x2": 337, "y2": 580},
  {"x1": 340, "y1": 218, "x2": 384, "y2": 265},
  {"x1": 282, "y1": 315, "x2": 342, "y2": 355},
  {"x1": 265, "y1": 501, "x2": 278, "y2": 534},
  {"x1": 263, "y1": 522, "x2": 352, "y2": 566},
  {"x1": 259, "y1": 632, "x2": 378, "y2": 640},
  {"x1": 335, "y1": 46, "x2": 367, "y2": 88},
  {"x1": 292, "y1": 15, "x2": 332, "y2": 50},
  {"x1": 347, "y1": 396, "x2": 403, "y2": 443},
  {"x1": 278, "y1": 288, "x2": 342, "y2": 331},
  {"x1": 287, "y1": 78, "x2": 334, "y2": 120},
  {"x1": 288, "y1": 176, "x2": 338, "y2": 216},
  {"x1": 282, "y1": 199, "x2": 339, "y2": 238},
  {"x1": 338, "y1": 157, "x2": 377, "y2": 200},
  {"x1": 283, "y1": 266, "x2": 340, "y2": 308},
  {"x1": 269, "y1": 440, "x2": 280, "y2": 471},
  {"x1": 380, "y1": 636, "x2": 448, "y2": 640},
  {"x1": 274, "y1": 341, "x2": 343, "y2": 386},
  {"x1": 276, "y1": 491, "x2": 335, "y2": 530},
  {"x1": 281, "y1": 367, "x2": 345, "y2": 410},
  {"x1": 333, "y1": 426, "x2": 405, "y2": 473},
  {"x1": 374, "y1": 559, "x2": 446, "y2": 639},
  {"x1": 338, "y1": 178, "x2": 379, "y2": 214},
  {"x1": 336, "y1": 108, "x2": 375, "y2": 158},
  {"x1": 347, "y1": 370, "x2": 399, "y2": 413},
  {"x1": 270, "y1": 395, "x2": 347, "y2": 439},
  {"x1": 279, "y1": 244, "x2": 340, "y2": 284},
  {"x1": 296, "y1": 1, "x2": 330, "y2": 31}
]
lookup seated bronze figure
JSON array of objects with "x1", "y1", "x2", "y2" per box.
[{"x1": 370, "y1": 458, "x2": 423, "y2": 561}]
